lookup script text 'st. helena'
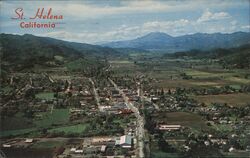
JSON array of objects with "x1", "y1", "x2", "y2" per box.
[{"x1": 12, "y1": 8, "x2": 63, "y2": 20}]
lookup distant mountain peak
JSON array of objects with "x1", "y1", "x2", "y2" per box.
[
  {"x1": 144, "y1": 32, "x2": 172, "y2": 37},
  {"x1": 102, "y1": 31, "x2": 250, "y2": 52},
  {"x1": 136, "y1": 32, "x2": 173, "y2": 41}
]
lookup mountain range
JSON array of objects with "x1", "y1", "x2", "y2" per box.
[
  {"x1": 0, "y1": 33, "x2": 119, "y2": 60},
  {"x1": 166, "y1": 43, "x2": 250, "y2": 69},
  {"x1": 0, "y1": 33, "x2": 119, "y2": 71},
  {"x1": 103, "y1": 32, "x2": 250, "y2": 52},
  {"x1": 1, "y1": 32, "x2": 250, "y2": 72}
]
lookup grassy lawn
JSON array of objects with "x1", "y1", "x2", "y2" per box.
[
  {"x1": 35, "y1": 92, "x2": 55, "y2": 100},
  {"x1": 193, "y1": 93, "x2": 250, "y2": 107},
  {"x1": 34, "y1": 109, "x2": 70, "y2": 128},
  {"x1": 49, "y1": 124, "x2": 89, "y2": 134}
]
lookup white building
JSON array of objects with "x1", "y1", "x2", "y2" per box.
[{"x1": 116, "y1": 135, "x2": 132, "y2": 148}]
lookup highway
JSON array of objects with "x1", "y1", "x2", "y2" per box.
[{"x1": 109, "y1": 78, "x2": 145, "y2": 158}]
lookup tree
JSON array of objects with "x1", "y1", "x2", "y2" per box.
[
  {"x1": 160, "y1": 88, "x2": 164, "y2": 96},
  {"x1": 158, "y1": 132, "x2": 176, "y2": 152},
  {"x1": 24, "y1": 109, "x2": 34, "y2": 118}
]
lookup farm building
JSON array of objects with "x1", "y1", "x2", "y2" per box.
[
  {"x1": 116, "y1": 135, "x2": 132, "y2": 148},
  {"x1": 158, "y1": 124, "x2": 181, "y2": 131}
]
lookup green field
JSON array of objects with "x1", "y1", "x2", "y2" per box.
[
  {"x1": 35, "y1": 92, "x2": 55, "y2": 100},
  {"x1": 154, "y1": 68, "x2": 250, "y2": 89},
  {"x1": 1, "y1": 109, "x2": 70, "y2": 137},
  {"x1": 110, "y1": 59, "x2": 250, "y2": 90},
  {"x1": 111, "y1": 60, "x2": 139, "y2": 76},
  {"x1": 0, "y1": 128, "x2": 36, "y2": 137},
  {"x1": 34, "y1": 109, "x2": 70, "y2": 128},
  {"x1": 49, "y1": 124, "x2": 89, "y2": 134},
  {"x1": 1, "y1": 112, "x2": 34, "y2": 131}
]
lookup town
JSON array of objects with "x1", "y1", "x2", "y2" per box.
[{"x1": 1, "y1": 52, "x2": 250, "y2": 158}]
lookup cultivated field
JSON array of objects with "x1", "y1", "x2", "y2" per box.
[
  {"x1": 110, "y1": 59, "x2": 250, "y2": 90},
  {"x1": 152, "y1": 112, "x2": 208, "y2": 132},
  {"x1": 192, "y1": 93, "x2": 250, "y2": 107}
]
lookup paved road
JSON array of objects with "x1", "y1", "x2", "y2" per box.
[
  {"x1": 89, "y1": 78, "x2": 101, "y2": 111},
  {"x1": 109, "y1": 78, "x2": 145, "y2": 158}
]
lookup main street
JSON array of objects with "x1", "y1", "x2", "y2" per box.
[
  {"x1": 89, "y1": 78, "x2": 101, "y2": 111},
  {"x1": 109, "y1": 78, "x2": 145, "y2": 158}
]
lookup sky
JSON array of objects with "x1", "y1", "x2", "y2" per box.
[{"x1": 0, "y1": 0, "x2": 249, "y2": 44}]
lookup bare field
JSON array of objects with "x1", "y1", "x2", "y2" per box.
[
  {"x1": 226, "y1": 77, "x2": 250, "y2": 84},
  {"x1": 153, "y1": 112, "x2": 208, "y2": 131},
  {"x1": 155, "y1": 79, "x2": 228, "y2": 89},
  {"x1": 192, "y1": 93, "x2": 250, "y2": 106}
]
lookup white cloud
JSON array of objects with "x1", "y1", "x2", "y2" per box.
[
  {"x1": 40, "y1": 19, "x2": 191, "y2": 43},
  {"x1": 1, "y1": 0, "x2": 246, "y2": 19},
  {"x1": 241, "y1": 25, "x2": 250, "y2": 29},
  {"x1": 2, "y1": 1, "x2": 248, "y2": 43},
  {"x1": 230, "y1": 20, "x2": 237, "y2": 26},
  {"x1": 197, "y1": 9, "x2": 231, "y2": 23},
  {"x1": 142, "y1": 19, "x2": 190, "y2": 33},
  {"x1": 40, "y1": 13, "x2": 248, "y2": 44},
  {"x1": 143, "y1": 19, "x2": 189, "y2": 28},
  {"x1": 53, "y1": 1, "x2": 245, "y2": 19}
]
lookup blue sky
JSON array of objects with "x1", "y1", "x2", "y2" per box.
[{"x1": 0, "y1": 0, "x2": 249, "y2": 44}]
